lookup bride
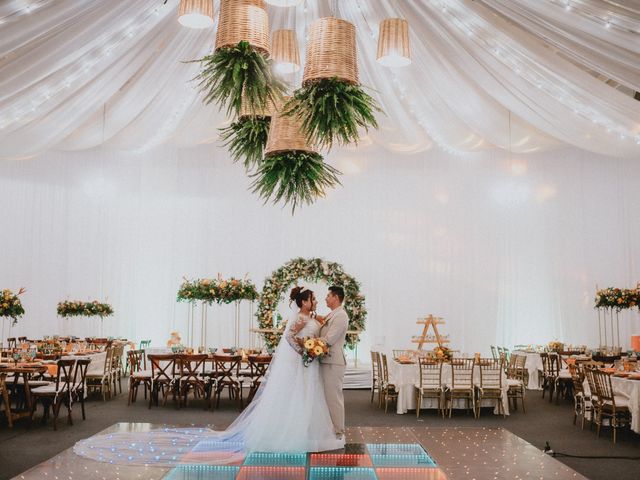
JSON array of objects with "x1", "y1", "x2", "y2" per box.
[{"x1": 73, "y1": 286, "x2": 343, "y2": 465}]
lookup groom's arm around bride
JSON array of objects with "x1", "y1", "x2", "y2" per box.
[{"x1": 319, "y1": 286, "x2": 349, "y2": 440}]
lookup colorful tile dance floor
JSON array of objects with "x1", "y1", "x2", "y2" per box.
[{"x1": 15, "y1": 424, "x2": 587, "y2": 479}]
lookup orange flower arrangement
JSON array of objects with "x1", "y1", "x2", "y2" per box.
[{"x1": 302, "y1": 337, "x2": 329, "y2": 366}]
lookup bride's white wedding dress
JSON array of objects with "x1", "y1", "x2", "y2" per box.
[{"x1": 73, "y1": 312, "x2": 343, "y2": 466}]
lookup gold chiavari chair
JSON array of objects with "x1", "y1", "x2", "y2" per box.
[
  {"x1": 415, "y1": 358, "x2": 443, "y2": 418},
  {"x1": 476, "y1": 358, "x2": 505, "y2": 418},
  {"x1": 569, "y1": 363, "x2": 591, "y2": 429},
  {"x1": 445, "y1": 358, "x2": 476, "y2": 418},
  {"x1": 111, "y1": 343, "x2": 125, "y2": 395},
  {"x1": 370, "y1": 351, "x2": 380, "y2": 404},
  {"x1": 0, "y1": 373, "x2": 12, "y2": 427},
  {"x1": 587, "y1": 368, "x2": 630, "y2": 443},
  {"x1": 86, "y1": 346, "x2": 114, "y2": 401},
  {"x1": 506, "y1": 354, "x2": 526, "y2": 413},
  {"x1": 379, "y1": 353, "x2": 398, "y2": 413},
  {"x1": 490, "y1": 346, "x2": 498, "y2": 361}
]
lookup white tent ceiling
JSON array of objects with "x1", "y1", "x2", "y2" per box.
[{"x1": 0, "y1": 0, "x2": 638, "y2": 159}]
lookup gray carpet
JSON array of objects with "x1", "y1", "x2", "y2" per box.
[{"x1": 0, "y1": 386, "x2": 638, "y2": 480}]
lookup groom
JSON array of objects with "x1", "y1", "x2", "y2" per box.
[{"x1": 319, "y1": 286, "x2": 349, "y2": 441}]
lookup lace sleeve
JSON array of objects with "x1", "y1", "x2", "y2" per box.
[{"x1": 286, "y1": 316, "x2": 306, "y2": 354}]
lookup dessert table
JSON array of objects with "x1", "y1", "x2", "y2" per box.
[{"x1": 388, "y1": 360, "x2": 509, "y2": 415}]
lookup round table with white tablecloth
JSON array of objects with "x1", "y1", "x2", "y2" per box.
[
  {"x1": 512, "y1": 350, "x2": 543, "y2": 390},
  {"x1": 387, "y1": 360, "x2": 510, "y2": 415},
  {"x1": 611, "y1": 376, "x2": 640, "y2": 434}
]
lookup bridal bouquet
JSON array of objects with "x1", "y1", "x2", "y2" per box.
[{"x1": 302, "y1": 337, "x2": 329, "y2": 367}]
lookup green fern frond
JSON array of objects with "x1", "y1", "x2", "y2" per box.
[
  {"x1": 219, "y1": 116, "x2": 271, "y2": 171},
  {"x1": 250, "y1": 151, "x2": 342, "y2": 214},
  {"x1": 284, "y1": 78, "x2": 383, "y2": 150},
  {"x1": 191, "y1": 41, "x2": 286, "y2": 117}
]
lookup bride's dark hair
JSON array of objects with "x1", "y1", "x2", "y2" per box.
[{"x1": 289, "y1": 286, "x2": 313, "y2": 308}]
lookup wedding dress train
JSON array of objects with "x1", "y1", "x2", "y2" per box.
[{"x1": 73, "y1": 312, "x2": 343, "y2": 466}]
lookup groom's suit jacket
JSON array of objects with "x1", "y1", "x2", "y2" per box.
[{"x1": 319, "y1": 306, "x2": 349, "y2": 365}]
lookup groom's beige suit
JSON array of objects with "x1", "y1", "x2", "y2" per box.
[{"x1": 319, "y1": 305, "x2": 349, "y2": 436}]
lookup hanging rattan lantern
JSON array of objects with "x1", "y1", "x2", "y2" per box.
[
  {"x1": 215, "y1": 0, "x2": 270, "y2": 54},
  {"x1": 272, "y1": 29, "x2": 300, "y2": 75},
  {"x1": 178, "y1": 0, "x2": 214, "y2": 29},
  {"x1": 303, "y1": 17, "x2": 358, "y2": 86},
  {"x1": 265, "y1": 98, "x2": 316, "y2": 156},
  {"x1": 377, "y1": 18, "x2": 411, "y2": 67},
  {"x1": 239, "y1": 91, "x2": 275, "y2": 119}
]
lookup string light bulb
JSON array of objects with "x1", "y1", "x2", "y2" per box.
[{"x1": 178, "y1": 0, "x2": 214, "y2": 29}]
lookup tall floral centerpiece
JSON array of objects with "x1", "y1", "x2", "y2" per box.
[
  {"x1": 57, "y1": 300, "x2": 114, "y2": 337},
  {"x1": 594, "y1": 286, "x2": 640, "y2": 354},
  {"x1": 177, "y1": 276, "x2": 259, "y2": 349},
  {"x1": 1, "y1": 288, "x2": 25, "y2": 347}
]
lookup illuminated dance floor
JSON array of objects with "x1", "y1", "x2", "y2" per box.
[{"x1": 16, "y1": 424, "x2": 586, "y2": 479}]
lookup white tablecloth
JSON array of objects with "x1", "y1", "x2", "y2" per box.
[
  {"x1": 388, "y1": 361, "x2": 509, "y2": 415},
  {"x1": 513, "y1": 350, "x2": 542, "y2": 390},
  {"x1": 612, "y1": 377, "x2": 640, "y2": 433},
  {"x1": 582, "y1": 375, "x2": 640, "y2": 433},
  {"x1": 61, "y1": 352, "x2": 107, "y2": 376}
]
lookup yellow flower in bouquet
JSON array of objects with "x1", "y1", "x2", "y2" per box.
[{"x1": 302, "y1": 337, "x2": 329, "y2": 366}]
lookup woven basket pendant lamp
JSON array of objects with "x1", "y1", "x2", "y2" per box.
[
  {"x1": 285, "y1": 16, "x2": 382, "y2": 150},
  {"x1": 252, "y1": 99, "x2": 341, "y2": 213},
  {"x1": 377, "y1": 18, "x2": 411, "y2": 67},
  {"x1": 272, "y1": 29, "x2": 301, "y2": 75},
  {"x1": 265, "y1": 98, "x2": 315, "y2": 155},
  {"x1": 215, "y1": 0, "x2": 270, "y2": 54},
  {"x1": 303, "y1": 17, "x2": 358, "y2": 86},
  {"x1": 178, "y1": 0, "x2": 214, "y2": 29}
]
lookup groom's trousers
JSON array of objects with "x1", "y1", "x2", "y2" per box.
[{"x1": 320, "y1": 363, "x2": 346, "y2": 436}]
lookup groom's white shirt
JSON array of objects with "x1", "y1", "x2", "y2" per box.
[{"x1": 319, "y1": 305, "x2": 349, "y2": 365}]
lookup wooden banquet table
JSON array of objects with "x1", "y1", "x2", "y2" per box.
[
  {"x1": 0, "y1": 364, "x2": 47, "y2": 423},
  {"x1": 387, "y1": 360, "x2": 509, "y2": 415}
]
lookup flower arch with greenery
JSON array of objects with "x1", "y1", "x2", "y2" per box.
[{"x1": 256, "y1": 257, "x2": 366, "y2": 349}]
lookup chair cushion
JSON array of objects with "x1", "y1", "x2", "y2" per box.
[
  {"x1": 131, "y1": 370, "x2": 152, "y2": 379},
  {"x1": 506, "y1": 378, "x2": 523, "y2": 387},
  {"x1": 30, "y1": 384, "x2": 60, "y2": 394}
]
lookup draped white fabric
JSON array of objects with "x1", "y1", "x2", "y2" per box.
[
  {"x1": 1, "y1": 145, "x2": 639, "y2": 355},
  {"x1": 0, "y1": 0, "x2": 638, "y2": 159}
]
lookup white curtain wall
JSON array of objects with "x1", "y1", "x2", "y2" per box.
[{"x1": 1, "y1": 144, "x2": 639, "y2": 356}]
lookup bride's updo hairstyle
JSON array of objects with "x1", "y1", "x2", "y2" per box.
[{"x1": 289, "y1": 286, "x2": 313, "y2": 308}]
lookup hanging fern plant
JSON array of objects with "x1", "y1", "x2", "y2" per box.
[
  {"x1": 250, "y1": 151, "x2": 342, "y2": 213},
  {"x1": 192, "y1": 40, "x2": 286, "y2": 117},
  {"x1": 284, "y1": 78, "x2": 382, "y2": 150},
  {"x1": 219, "y1": 116, "x2": 271, "y2": 171}
]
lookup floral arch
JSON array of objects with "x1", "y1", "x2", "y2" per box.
[{"x1": 256, "y1": 258, "x2": 367, "y2": 349}]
